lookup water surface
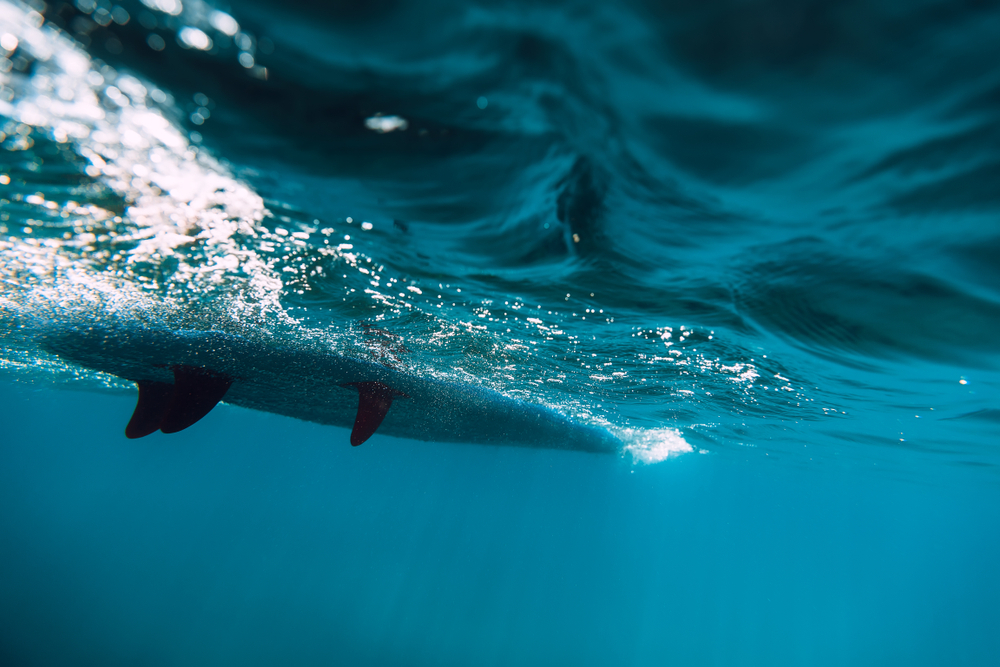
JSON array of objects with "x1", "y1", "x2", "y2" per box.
[{"x1": 1, "y1": 1, "x2": 999, "y2": 664}]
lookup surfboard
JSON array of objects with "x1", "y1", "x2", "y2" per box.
[{"x1": 36, "y1": 322, "x2": 621, "y2": 453}]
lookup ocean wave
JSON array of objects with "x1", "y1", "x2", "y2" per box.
[{"x1": 2, "y1": 0, "x2": 998, "y2": 467}]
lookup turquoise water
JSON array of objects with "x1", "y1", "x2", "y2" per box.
[
  {"x1": 3, "y1": 384, "x2": 999, "y2": 666},
  {"x1": 2, "y1": 1, "x2": 999, "y2": 664}
]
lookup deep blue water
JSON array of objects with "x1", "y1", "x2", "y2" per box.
[{"x1": 1, "y1": 0, "x2": 999, "y2": 664}]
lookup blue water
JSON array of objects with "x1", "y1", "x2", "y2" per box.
[{"x1": 2, "y1": 0, "x2": 999, "y2": 664}]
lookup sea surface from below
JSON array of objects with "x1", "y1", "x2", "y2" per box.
[{"x1": 1, "y1": 0, "x2": 999, "y2": 664}]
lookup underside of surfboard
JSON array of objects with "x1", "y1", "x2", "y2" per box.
[{"x1": 37, "y1": 323, "x2": 621, "y2": 453}]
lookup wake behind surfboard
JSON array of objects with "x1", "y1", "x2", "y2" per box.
[{"x1": 35, "y1": 321, "x2": 623, "y2": 453}]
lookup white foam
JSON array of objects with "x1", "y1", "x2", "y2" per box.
[
  {"x1": 619, "y1": 427, "x2": 693, "y2": 464},
  {"x1": 0, "y1": 0, "x2": 291, "y2": 327}
]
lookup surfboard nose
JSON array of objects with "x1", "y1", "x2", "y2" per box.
[
  {"x1": 125, "y1": 367, "x2": 233, "y2": 438},
  {"x1": 342, "y1": 382, "x2": 409, "y2": 446}
]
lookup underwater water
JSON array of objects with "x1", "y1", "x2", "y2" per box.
[{"x1": 1, "y1": 0, "x2": 999, "y2": 664}]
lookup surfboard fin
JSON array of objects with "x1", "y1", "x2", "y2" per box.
[
  {"x1": 343, "y1": 381, "x2": 408, "y2": 446},
  {"x1": 126, "y1": 366, "x2": 233, "y2": 437},
  {"x1": 160, "y1": 366, "x2": 233, "y2": 434},
  {"x1": 125, "y1": 380, "x2": 174, "y2": 439}
]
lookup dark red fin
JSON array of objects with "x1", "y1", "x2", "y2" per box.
[
  {"x1": 344, "y1": 381, "x2": 407, "y2": 446},
  {"x1": 125, "y1": 380, "x2": 174, "y2": 439},
  {"x1": 159, "y1": 366, "x2": 233, "y2": 434}
]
